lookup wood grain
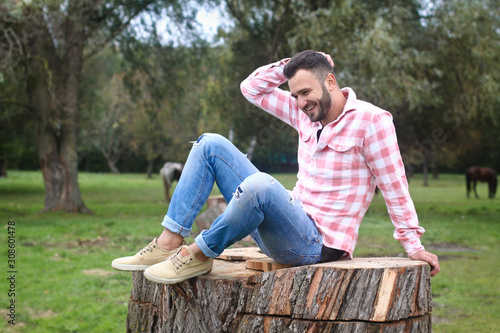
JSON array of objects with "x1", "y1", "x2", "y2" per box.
[{"x1": 126, "y1": 256, "x2": 432, "y2": 332}]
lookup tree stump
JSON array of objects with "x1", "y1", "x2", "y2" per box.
[
  {"x1": 194, "y1": 196, "x2": 227, "y2": 235},
  {"x1": 126, "y1": 248, "x2": 432, "y2": 333}
]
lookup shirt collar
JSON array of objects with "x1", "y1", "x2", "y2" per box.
[
  {"x1": 304, "y1": 87, "x2": 358, "y2": 137},
  {"x1": 313, "y1": 88, "x2": 357, "y2": 144},
  {"x1": 335, "y1": 87, "x2": 357, "y2": 123}
]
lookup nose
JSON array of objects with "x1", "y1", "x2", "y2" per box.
[{"x1": 297, "y1": 96, "x2": 307, "y2": 109}]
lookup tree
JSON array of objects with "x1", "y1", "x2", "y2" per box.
[
  {"x1": 0, "y1": 59, "x2": 34, "y2": 176},
  {"x1": 78, "y1": 47, "x2": 133, "y2": 174},
  {"x1": 85, "y1": 73, "x2": 133, "y2": 174},
  {"x1": 422, "y1": 0, "x2": 500, "y2": 172},
  {"x1": 0, "y1": 0, "x2": 209, "y2": 212},
  {"x1": 0, "y1": 107, "x2": 34, "y2": 177},
  {"x1": 121, "y1": 43, "x2": 209, "y2": 177},
  {"x1": 217, "y1": 1, "x2": 434, "y2": 171},
  {"x1": 199, "y1": 0, "x2": 316, "y2": 170}
]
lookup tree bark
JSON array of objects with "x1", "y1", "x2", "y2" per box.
[
  {"x1": 126, "y1": 255, "x2": 432, "y2": 332},
  {"x1": 25, "y1": 5, "x2": 91, "y2": 213},
  {"x1": 233, "y1": 314, "x2": 431, "y2": 332}
]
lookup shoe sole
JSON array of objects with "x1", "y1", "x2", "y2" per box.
[
  {"x1": 143, "y1": 268, "x2": 212, "y2": 284},
  {"x1": 111, "y1": 262, "x2": 151, "y2": 271}
]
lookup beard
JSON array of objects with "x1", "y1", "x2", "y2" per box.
[{"x1": 305, "y1": 84, "x2": 331, "y2": 123}]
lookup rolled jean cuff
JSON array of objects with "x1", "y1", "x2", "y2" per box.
[
  {"x1": 161, "y1": 215, "x2": 192, "y2": 238},
  {"x1": 195, "y1": 231, "x2": 219, "y2": 258}
]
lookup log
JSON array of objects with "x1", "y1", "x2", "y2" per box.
[
  {"x1": 194, "y1": 196, "x2": 227, "y2": 235},
  {"x1": 194, "y1": 205, "x2": 226, "y2": 234},
  {"x1": 218, "y1": 247, "x2": 266, "y2": 261},
  {"x1": 245, "y1": 258, "x2": 292, "y2": 272},
  {"x1": 206, "y1": 195, "x2": 227, "y2": 209},
  {"x1": 126, "y1": 249, "x2": 432, "y2": 333}
]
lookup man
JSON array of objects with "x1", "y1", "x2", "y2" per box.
[{"x1": 112, "y1": 50, "x2": 440, "y2": 284}]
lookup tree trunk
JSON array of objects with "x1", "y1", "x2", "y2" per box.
[
  {"x1": 0, "y1": 159, "x2": 7, "y2": 177},
  {"x1": 103, "y1": 150, "x2": 121, "y2": 174},
  {"x1": 422, "y1": 155, "x2": 429, "y2": 187},
  {"x1": 126, "y1": 252, "x2": 432, "y2": 332},
  {"x1": 432, "y1": 160, "x2": 439, "y2": 179},
  {"x1": 146, "y1": 159, "x2": 154, "y2": 178},
  {"x1": 100, "y1": 142, "x2": 123, "y2": 174},
  {"x1": 35, "y1": 101, "x2": 91, "y2": 213},
  {"x1": 26, "y1": 5, "x2": 91, "y2": 213},
  {"x1": 246, "y1": 135, "x2": 257, "y2": 161},
  {"x1": 106, "y1": 158, "x2": 121, "y2": 174}
]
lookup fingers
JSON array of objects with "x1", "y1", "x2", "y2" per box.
[
  {"x1": 430, "y1": 264, "x2": 440, "y2": 277},
  {"x1": 425, "y1": 252, "x2": 440, "y2": 277},
  {"x1": 428, "y1": 255, "x2": 441, "y2": 277},
  {"x1": 411, "y1": 250, "x2": 440, "y2": 277},
  {"x1": 317, "y1": 52, "x2": 334, "y2": 68}
]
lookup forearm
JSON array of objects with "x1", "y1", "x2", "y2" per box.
[
  {"x1": 364, "y1": 112, "x2": 438, "y2": 275},
  {"x1": 240, "y1": 59, "x2": 296, "y2": 125},
  {"x1": 381, "y1": 174, "x2": 425, "y2": 256},
  {"x1": 365, "y1": 113, "x2": 425, "y2": 256},
  {"x1": 240, "y1": 59, "x2": 289, "y2": 101}
]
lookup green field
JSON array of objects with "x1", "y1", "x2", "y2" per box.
[{"x1": 0, "y1": 171, "x2": 499, "y2": 332}]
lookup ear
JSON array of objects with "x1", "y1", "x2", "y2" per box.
[{"x1": 324, "y1": 73, "x2": 336, "y2": 91}]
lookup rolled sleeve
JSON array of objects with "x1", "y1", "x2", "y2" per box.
[{"x1": 240, "y1": 59, "x2": 298, "y2": 128}]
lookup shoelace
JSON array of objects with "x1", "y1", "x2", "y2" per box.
[
  {"x1": 139, "y1": 242, "x2": 156, "y2": 255},
  {"x1": 171, "y1": 250, "x2": 193, "y2": 270},
  {"x1": 139, "y1": 240, "x2": 186, "y2": 256}
]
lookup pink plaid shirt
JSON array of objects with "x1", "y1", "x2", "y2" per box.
[{"x1": 240, "y1": 59, "x2": 425, "y2": 258}]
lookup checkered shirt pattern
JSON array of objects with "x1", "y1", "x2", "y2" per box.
[{"x1": 240, "y1": 59, "x2": 425, "y2": 258}]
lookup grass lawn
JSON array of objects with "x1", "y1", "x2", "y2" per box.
[{"x1": 0, "y1": 171, "x2": 499, "y2": 332}]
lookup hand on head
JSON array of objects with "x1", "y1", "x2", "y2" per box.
[{"x1": 317, "y1": 52, "x2": 334, "y2": 68}]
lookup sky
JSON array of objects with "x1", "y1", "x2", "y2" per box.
[
  {"x1": 195, "y1": 7, "x2": 227, "y2": 41},
  {"x1": 139, "y1": 3, "x2": 232, "y2": 45}
]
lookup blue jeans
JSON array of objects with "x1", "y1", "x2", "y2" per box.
[{"x1": 161, "y1": 133, "x2": 323, "y2": 266}]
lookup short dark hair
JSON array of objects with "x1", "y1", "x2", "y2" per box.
[{"x1": 283, "y1": 50, "x2": 335, "y2": 82}]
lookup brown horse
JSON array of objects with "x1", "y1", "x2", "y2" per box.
[{"x1": 466, "y1": 166, "x2": 497, "y2": 199}]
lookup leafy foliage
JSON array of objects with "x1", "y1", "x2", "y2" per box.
[{"x1": 1, "y1": 0, "x2": 499, "y2": 181}]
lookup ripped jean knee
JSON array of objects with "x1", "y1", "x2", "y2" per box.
[
  {"x1": 191, "y1": 133, "x2": 228, "y2": 149},
  {"x1": 232, "y1": 172, "x2": 276, "y2": 203}
]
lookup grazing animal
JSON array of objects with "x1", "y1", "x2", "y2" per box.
[
  {"x1": 160, "y1": 162, "x2": 184, "y2": 203},
  {"x1": 466, "y1": 166, "x2": 497, "y2": 199}
]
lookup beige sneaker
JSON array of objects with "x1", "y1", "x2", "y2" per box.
[
  {"x1": 111, "y1": 238, "x2": 184, "y2": 271},
  {"x1": 144, "y1": 245, "x2": 213, "y2": 284}
]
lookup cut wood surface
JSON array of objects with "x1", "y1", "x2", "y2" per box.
[
  {"x1": 127, "y1": 248, "x2": 432, "y2": 333},
  {"x1": 245, "y1": 257, "x2": 292, "y2": 272},
  {"x1": 218, "y1": 247, "x2": 266, "y2": 261}
]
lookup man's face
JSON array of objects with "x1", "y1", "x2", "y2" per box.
[{"x1": 288, "y1": 69, "x2": 332, "y2": 123}]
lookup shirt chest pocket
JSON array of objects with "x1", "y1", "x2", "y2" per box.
[{"x1": 327, "y1": 140, "x2": 364, "y2": 170}]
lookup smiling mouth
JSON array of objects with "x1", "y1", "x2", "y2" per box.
[{"x1": 304, "y1": 104, "x2": 316, "y2": 113}]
